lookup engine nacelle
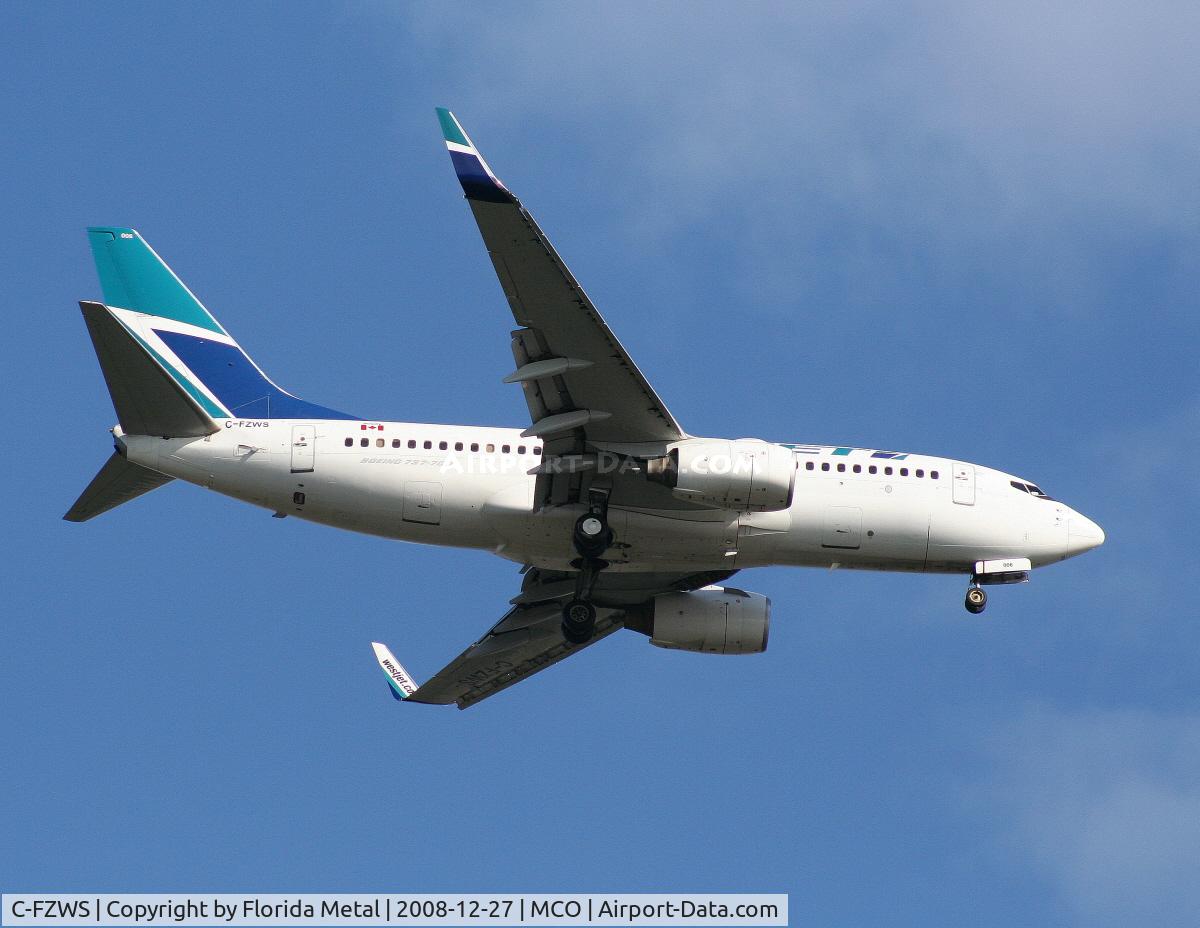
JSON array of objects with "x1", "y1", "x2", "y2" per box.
[
  {"x1": 644, "y1": 586, "x2": 770, "y2": 655},
  {"x1": 645, "y1": 439, "x2": 795, "y2": 511}
]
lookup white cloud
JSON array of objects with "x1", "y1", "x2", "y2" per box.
[
  {"x1": 394, "y1": 1, "x2": 1200, "y2": 318},
  {"x1": 972, "y1": 706, "x2": 1200, "y2": 927}
]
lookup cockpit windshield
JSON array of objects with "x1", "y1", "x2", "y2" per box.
[{"x1": 1010, "y1": 479, "x2": 1054, "y2": 500}]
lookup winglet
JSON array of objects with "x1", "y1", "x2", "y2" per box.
[
  {"x1": 435, "y1": 107, "x2": 514, "y2": 204},
  {"x1": 371, "y1": 641, "x2": 420, "y2": 701}
]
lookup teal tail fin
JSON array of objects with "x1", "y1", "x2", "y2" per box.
[
  {"x1": 88, "y1": 228, "x2": 228, "y2": 335},
  {"x1": 81, "y1": 228, "x2": 354, "y2": 428}
]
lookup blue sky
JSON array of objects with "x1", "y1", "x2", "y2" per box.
[{"x1": 3, "y1": 3, "x2": 1197, "y2": 924}]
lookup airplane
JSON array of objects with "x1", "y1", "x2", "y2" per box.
[{"x1": 66, "y1": 108, "x2": 1105, "y2": 709}]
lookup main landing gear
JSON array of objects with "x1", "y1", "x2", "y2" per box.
[
  {"x1": 562, "y1": 489, "x2": 612, "y2": 644},
  {"x1": 964, "y1": 581, "x2": 987, "y2": 615}
]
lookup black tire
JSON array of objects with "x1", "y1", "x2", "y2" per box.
[
  {"x1": 573, "y1": 513, "x2": 612, "y2": 559},
  {"x1": 561, "y1": 598, "x2": 597, "y2": 643},
  {"x1": 965, "y1": 587, "x2": 987, "y2": 613}
]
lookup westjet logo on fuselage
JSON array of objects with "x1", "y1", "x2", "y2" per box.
[{"x1": 782, "y1": 444, "x2": 911, "y2": 460}]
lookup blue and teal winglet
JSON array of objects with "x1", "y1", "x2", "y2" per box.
[{"x1": 436, "y1": 107, "x2": 515, "y2": 204}]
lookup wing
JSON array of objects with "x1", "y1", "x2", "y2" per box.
[
  {"x1": 374, "y1": 602, "x2": 622, "y2": 710},
  {"x1": 437, "y1": 109, "x2": 685, "y2": 506},
  {"x1": 372, "y1": 566, "x2": 736, "y2": 709}
]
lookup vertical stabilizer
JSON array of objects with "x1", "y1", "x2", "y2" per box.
[{"x1": 81, "y1": 228, "x2": 355, "y2": 422}]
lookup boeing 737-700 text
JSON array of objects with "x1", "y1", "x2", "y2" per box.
[{"x1": 66, "y1": 108, "x2": 1104, "y2": 708}]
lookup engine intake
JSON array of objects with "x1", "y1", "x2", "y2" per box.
[
  {"x1": 627, "y1": 586, "x2": 770, "y2": 655},
  {"x1": 646, "y1": 439, "x2": 795, "y2": 511}
]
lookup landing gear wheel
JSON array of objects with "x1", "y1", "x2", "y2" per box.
[
  {"x1": 965, "y1": 586, "x2": 987, "y2": 615},
  {"x1": 561, "y1": 598, "x2": 597, "y2": 644},
  {"x1": 573, "y1": 512, "x2": 612, "y2": 559}
]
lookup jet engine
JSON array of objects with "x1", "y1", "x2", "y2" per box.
[
  {"x1": 645, "y1": 439, "x2": 795, "y2": 511},
  {"x1": 625, "y1": 586, "x2": 771, "y2": 654}
]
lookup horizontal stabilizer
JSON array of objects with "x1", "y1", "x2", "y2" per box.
[
  {"x1": 79, "y1": 300, "x2": 219, "y2": 437},
  {"x1": 64, "y1": 452, "x2": 174, "y2": 522}
]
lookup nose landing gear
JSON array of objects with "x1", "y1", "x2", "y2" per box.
[
  {"x1": 964, "y1": 582, "x2": 987, "y2": 615},
  {"x1": 562, "y1": 488, "x2": 612, "y2": 644},
  {"x1": 962, "y1": 559, "x2": 1031, "y2": 614}
]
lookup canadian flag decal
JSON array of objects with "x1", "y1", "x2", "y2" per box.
[{"x1": 360, "y1": 423, "x2": 385, "y2": 431}]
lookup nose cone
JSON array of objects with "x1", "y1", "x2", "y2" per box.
[{"x1": 1067, "y1": 514, "x2": 1106, "y2": 557}]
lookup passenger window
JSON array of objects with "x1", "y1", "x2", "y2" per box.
[
  {"x1": 884, "y1": 466, "x2": 893, "y2": 476},
  {"x1": 821, "y1": 462, "x2": 830, "y2": 472},
  {"x1": 931, "y1": 470, "x2": 939, "y2": 479},
  {"x1": 455, "y1": 442, "x2": 463, "y2": 451},
  {"x1": 916, "y1": 469, "x2": 924, "y2": 478},
  {"x1": 360, "y1": 437, "x2": 368, "y2": 447},
  {"x1": 806, "y1": 461, "x2": 814, "y2": 471},
  {"x1": 408, "y1": 440, "x2": 416, "y2": 449},
  {"x1": 392, "y1": 439, "x2": 401, "y2": 448},
  {"x1": 502, "y1": 444, "x2": 511, "y2": 454},
  {"x1": 836, "y1": 463, "x2": 846, "y2": 472},
  {"x1": 852, "y1": 464, "x2": 861, "y2": 473},
  {"x1": 518, "y1": 445, "x2": 526, "y2": 454},
  {"x1": 534, "y1": 447, "x2": 542, "y2": 456},
  {"x1": 439, "y1": 441, "x2": 448, "y2": 451},
  {"x1": 900, "y1": 468, "x2": 908, "y2": 477},
  {"x1": 423, "y1": 440, "x2": 432, "y2": 450},
  {"x1": 375, "y1": 438, "x2": 383, "y2": 448},
  {"x1": 470, "y1": 443, "x2": 479, "y2": 452},
  {"x1": 868, "y1": 465, "x2": 877, "y2": 474},
  {"x1": 344, "y1": 437, "x2": 353, "y2": 447},
  {"x1": 486, "y1": 443, "x2": 495, "y2": 453}
]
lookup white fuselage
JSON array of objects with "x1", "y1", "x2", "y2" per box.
[{"x1": 119, "y1": 419, "x2": 1103, "y2": 577}]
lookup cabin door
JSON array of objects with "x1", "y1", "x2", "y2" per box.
[
  {"x1": 290, "y1": 425, "x2": 315, "y2": 473},
  {"x1": 952, "y1": 463, "x2": 975, "y2": 505}
]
